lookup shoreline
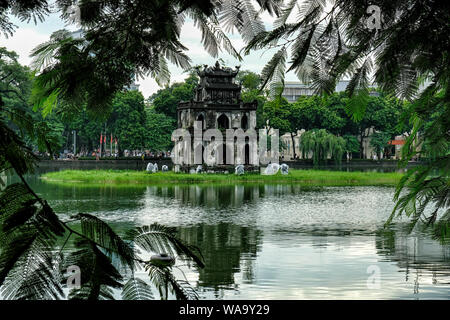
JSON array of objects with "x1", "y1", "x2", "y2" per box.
[{"x1": 41, "y1": 169, "x2": 403, "y2": 187}]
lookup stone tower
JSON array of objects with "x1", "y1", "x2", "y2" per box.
[{"x1": 174, "y1": 61, "x2": 258, "y2": 170}]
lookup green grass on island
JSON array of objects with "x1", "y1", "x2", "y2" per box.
[{"x1": 41, "y1": 169, "x2": 403, "y2": 187}]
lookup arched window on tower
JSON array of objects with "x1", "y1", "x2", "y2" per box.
[
  {"x1": 217, "y1": 114, "x2": 229, "y2": 130},
  {"x1": 197, "y1": 114, "x2": 205, "y2": 129},
  {"x1": 241, "y1": 114, "x2": 248, "y2": 130}
]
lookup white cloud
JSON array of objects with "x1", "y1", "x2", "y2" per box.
[
  {"x1": 2, "y1": 10, "x2": 300, "y2": 99},
  {"x1": 1, "y1": 27, "x2": 49, "y2": 66}
]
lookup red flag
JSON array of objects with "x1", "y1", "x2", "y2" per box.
[
  {"x1": 104, "y1": 136, "x2": 106, "y2": 144},
  {"x1": 100, "y1": 134, "x2": 103, "y2": 144},
  {"x1": 110, "y1": 133, "x2": 113, "y2": 144}
]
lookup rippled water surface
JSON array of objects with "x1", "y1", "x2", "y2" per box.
[{"x1": 5, "y1": 172, "x2": 450, "y2": 300}]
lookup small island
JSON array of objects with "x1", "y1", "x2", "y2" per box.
[{"x1": 41, "y1": 169, "x2": 403, "y2": 187}]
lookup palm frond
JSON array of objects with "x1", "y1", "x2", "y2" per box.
[
  {"x1": 71, "y1": 213, "x2": 137, "y2": 271},
  {"x1": 0, "y1": 233, "x2": 64, "y2": 300},
  {"x1": 287, "y1": 24, "x2": 317, "y2": 73},
  {"x1": 0, "y1": 182, "x2": 65, "y2": 300},
  {"x1": 274, "y1": 0, "x2": 298, "y2": 29},
  {"x1": 260, "y1": 46, "x2": 287, "y2": 98},
  {"x1": 145, "y1": 264, "x2": 199, "y2": 300},
  {"x1": 151, "y1": 54, "x2": 171, "y2": 87},
  {"x1": 161, "y1": 46, "x2": 191, "y2": 71},
  {"x1": 30, "y1": 29, "x2": 78, "y2": 71},
  {"x1": 65, "y1": 238, "x2": 123, "y2": 300},
  {"x1": 219, "y1": 0, "x2": 265, "y2": 43},
  {"x1": 127, "y1": 224, "x2": 204, "y2": 268},
  {"x1": 121, "y1": 277, "x2": 154, "y2": 300}
]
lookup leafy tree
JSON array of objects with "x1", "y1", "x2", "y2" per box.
[
  {"x1": 370, "y1": 131, "x2": 392, "y2": 159},
  {"x1": 354, "y1": 95, "x2": 405, "y2": 158},
  {"x1": 236, "y1": 70, "x2": 266, "y2": 130},
  {"x1": 343, "y1": 134, "x2": 360, "y2": 156},
  {"x1": 1, "y1": 47, "x2": 63, "y2": 156},
  {"x1": 300, "y1": 129, "x2": 346, "y2": 166},
  {"x1": 29, "y1": 0, "x2": 281, "y2": 116},
  {"x1": 262, "y1": 96, "x2": 291, "y2": 135},
  {"x1": 283, "y1": 94, "x2": 347, "y2": 158},
  {"x1": 107, "y1": 90, "x2": 148, "y2": 153},
  {"x1": 145, "y1": 108, "x2": 175, "y2": 152},
  {"x1": 243, "y1": 0, "x2": 449, "y2": 237},
  {"x1": 149, "y1": 72, "x2": 198, "y2": 120},
  {"x1": 236, "y1": 70, "x2": 261, "y2": 91},
  {"x1": 60, "y1": 109, "x2": 103, "y2": 154}
]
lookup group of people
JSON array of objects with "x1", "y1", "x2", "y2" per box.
[
  {"x1": 46, "y1": 150, "x2": 173, "y2": 160},
  {"x1": 124, "y1": 150, "x2": 171, "y2": 158}
]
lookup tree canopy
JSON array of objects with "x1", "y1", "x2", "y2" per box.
[{"x1": 149, "y1": 72, "x2": 198, "y2": 120}]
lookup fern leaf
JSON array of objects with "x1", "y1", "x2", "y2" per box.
[
  {"x1": 121, "y1": 277, "x2": 154, "y2": 300},
  {"x1": 260, "y1": 46, "x2": 287, "y2": 98},
  {"x1": 145, "y1": 264, "x2": 199, "y2": 300},
  {"x1": 71, "y1": 213, "x2": 137, "y2": 271},
  {"x1": 127, "y1": 224, "x2": 205, "y2": 268},
  {"x1": 65, "y1": 238, "x2": 123, "y2": 300}
]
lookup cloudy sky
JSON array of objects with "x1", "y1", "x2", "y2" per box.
[{"x1": 1, "y1": 6, "x2": 300, "y2": 99}]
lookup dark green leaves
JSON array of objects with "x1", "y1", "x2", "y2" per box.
[
  {"x1": 145, "y1": 264, "x2": 199, "y2": 300},
  {"x1": 260, "y1": 46, "x2": 287, "y2": 98},
  {"x1": 128, "y1": 224, "x2": 205, "y2": 269},
  {"x1": 121, "y1": 277, "x2": 154, "y2": 300},
  {"x1": 65, "y1": 238, "x2": 123, "y2": 300},
  {"x1": 71, "y1": 213, "x2": 137, "y2": 270},
  {"x1": 0, "y1": 183, "x2": 64, "y2": 299}
]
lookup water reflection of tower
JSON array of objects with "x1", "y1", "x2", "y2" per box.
[
  {"x1": 177, "y1": 224, "x2": 262, "y2": 295},
  {"x1": 171, "y1": 185, "x2": 263, "y2": 208},
  {"x1": 150, "y1": 184, "x2": 265, "y2": 295}
]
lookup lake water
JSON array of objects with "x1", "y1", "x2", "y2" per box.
[{"x1": 3, "y1": 171, "x2": 450, "y2": 300}]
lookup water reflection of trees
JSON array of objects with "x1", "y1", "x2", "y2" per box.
[
  {"x1": 150, "y1": 184, "x2": 321, "y2": 208},
  {"x1": 177, "y1": 224, "x2": 262, "y2": 295},
  {"x1": 375, "y1": 225, "x2": 450, "y2": 291},
  {"x1": 146, "y1": 184, "x2": 324, "y2": 296}
]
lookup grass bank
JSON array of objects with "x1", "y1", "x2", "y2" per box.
[{"x1": 41, "y1": 169, "x2": 403, "y2": 187}]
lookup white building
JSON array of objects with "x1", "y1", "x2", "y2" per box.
[{"x1": 281, "y1": 80, "x2": 379, "y2": 102}]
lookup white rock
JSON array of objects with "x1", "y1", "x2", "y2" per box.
[
  {"x1": 162, "y1": 165, "x2": 168, "y2": 172},
  {"x1": 264, "y1": 163, "x2": 280, "y2": 175},
  {"x1": 235, "y1": 165, "x2": 245, "y2": 175},
  {"x1": 146, "y1": 162, "x2": 154, "y2": 173},
  {"x1": 281, "y1": 163, "x2": 289, "y2": 175}
]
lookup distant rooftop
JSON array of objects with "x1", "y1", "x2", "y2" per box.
[{"x1": 282, "y1": 80, "x2": 379, "y2": 102}]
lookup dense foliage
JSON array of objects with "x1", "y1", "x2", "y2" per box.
[
  {"x1": 243, "y1": 0, "x2": 449, "y2": 238},
  {"x1": 299, "y1": 129, "x2": 346, "y2": 166},
  {"x1": 0, "y1": 0, "x2": 448, "y2": 301}
]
